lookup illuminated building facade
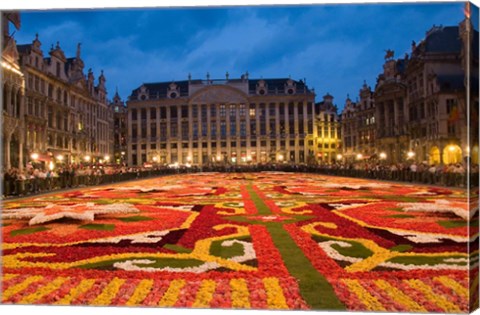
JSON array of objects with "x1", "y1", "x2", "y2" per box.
[
  {"x1": 17, "y1": 35, "x2": 114, "y2": 166},
  {"x1": 126, "y1": 74, "x2": 317, "y2": 166},
  {"x1": 315, "y1": 93, "x2": 341, "y2": 164}
]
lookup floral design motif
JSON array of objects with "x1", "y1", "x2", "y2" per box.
[
  {"x1": 2, "y1": 202, "x2": 139, "y2": 225},
  {"x1": 1, "y1": 172, "x2": 474, "y2": 312}
]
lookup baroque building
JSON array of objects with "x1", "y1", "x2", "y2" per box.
[
  {"x1": 374, "y1": 57, "x2": 408, "y2": 164},
  {"x1": 17, "y1": 35, "x2": 114, "y2": 166},
  {"x1": 340, "y1": 82, "x2": 377, "y2": 162},
  {"x1": 126, "y1": 74, "x2": 317, "y2": 166},
  {"x1": 315, "y1": 93, "x2": 341, "y2": 164}
]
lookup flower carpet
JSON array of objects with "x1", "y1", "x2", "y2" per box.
[{"x1": 1, "y1": 172, "x2": 478, "y2": 312}]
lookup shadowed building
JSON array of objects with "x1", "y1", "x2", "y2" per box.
[
  {"x1": 109, "y1": 90, "x2": 128, "y2": 165},
  {"x1": 126, "y1": 73, "x2": 317, "y2": 166},
  {"x1": 340, "y1": 82, "x2": 376, "y2": 163},
  {"x1": 405, "y1": 24, "x2": 472, "y2": 165},
  {"x1": 374, "y1": 16, "x2": 478, "y2": 165}
]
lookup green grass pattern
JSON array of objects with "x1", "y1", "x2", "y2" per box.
[
  {"x1": 10, "y1": 226, "x2": 49, "y2": 237},
  {"x1": 79, "y1": 224, "x2": 115, "y2": 231},
  {"x1": 247, "y1": 185, "x2": 345, "y2": 310}
]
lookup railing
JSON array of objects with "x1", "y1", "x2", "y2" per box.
[{"x1": 2, "y1": 165, "x2": 476, "y2": 199}]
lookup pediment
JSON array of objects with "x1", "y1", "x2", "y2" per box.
[{"x1": 190, "y1": 86, "x2": 248, "y2": 104}]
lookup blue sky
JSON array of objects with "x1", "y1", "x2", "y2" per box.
[{"x1": 12, "y1": 2, "x2": 478, "y2": 110}]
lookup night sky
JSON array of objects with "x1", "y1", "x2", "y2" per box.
[{"x1": 10, "y1": 1, "x2": 479, "y2": 110}]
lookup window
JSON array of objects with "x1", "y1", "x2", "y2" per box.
[
  {"x1": 250, "y1": 121, "x2": 256, "y2": 136},
  {"x1": 269, "y1": 103, "x2": 276, "y2": 116},
  {"x1": 249, "y1": 104, "x2": 256, "y2": 117},
  {"x1": 170, "y1": 122, "x2": 177, "y2": 137},
  {"x1": 150, "y1": 108, "x2": 157, "y2": 119},
  {"x1": 160, "y1": 123, "x2": 167, "y2": 141},
  {"x1": 193, "y1": 122, "x2": 198, "y2": 138},
  {"x1": 131, "y1": 109, "x2": 137, "y2": 120},
  {"x1": 170, "y1": 106, "x2": 177, "y2": 119},
  {"x1": 181, "y1": 105, "x2": 188, "y2": 118},
  {"x1": 202, "y1": 121, "x2": 208, "y2": 137},
  {"x1": 220, "y1": 121, "x2": 227, "y2": 138},
  {"x1": 229, "y1": 104, "x2": 236, "y2": 118},
  {"x1": 240, "y1": 121, "x2": 246, "y2": 137},
  {"x1": 202, "y1": 104, "x2": 208, "y2": 118},
  {"x1": 220, "y1": 104, "x2": 226, "y2": 117},
  {"x1": 239, "y1": 104, "x2": 246, "y2": 117},
  {"x1": 210, "y1": 104, "x2": 216, "y2": 118},
  {"x1": 150, "y1": 123, "x2": 157, "y2": 137},
  {"x1": 181, "y1": 122, "x2": 189, "y2": 140},
  {"x1": 298, "y1": 103, "x2": 304, "y2": 115},
  {"x1": 160, "y1": 107, "x2": 167, "y2": 119}
]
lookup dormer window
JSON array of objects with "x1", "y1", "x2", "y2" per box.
[
  {"x1": 284, "y1": 78, "x2": 296, "y2": 95},
  {"x1": 256, "y1": 79, "x2": 267, "y2": 95},
  {"x1": 168, "y1": 82, "x2": 179, "y2": 99},
  {"x1": 138, "y1": 85, "x2": 148, "y2": 101}
]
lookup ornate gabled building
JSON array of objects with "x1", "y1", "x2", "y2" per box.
[
  {"x1": 2, "y1": 12, "x2": 25, "y2": 171},
  {"x1": 126, "y1": 74, "x2": 317, "y2": 166},
  {"x1": 315, "y1": 93, "x2": 341, "y2": 164},
  {"x1": 374, "y1": 56, "x2": 408, "y2": 164},
  {"x1": 339, "y1": 96, "x2": 357, "y2": 161},
  {"x1": 17, "y1": 35, "x2": 114, "y2": 166},
  {"x1": 402, "y1": 18, "x2": 478, "y2": 165},
  {"x1": 339, "y1": 81, "x2": 376, "y2": 162}
]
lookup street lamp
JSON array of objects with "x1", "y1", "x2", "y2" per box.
[
  {"x1": 152, "y1": 156, "x2": 158, "y2": 162},
  {"x1": 336, "y1": 154, "x2": 343, "y2": 161},
  {"x1": 104, "y1": 155, "x2": 110, "y2": 162},
  {"x1": 84, "y1": 155, "x2": 91, "y2": 162},
  {"x1": 379, "y1": 152, "x2": 387, "y2": 160},
  {"x1": 407, "y1": 151, "x2": 415, "y2": 159},
  {"x1": 31, "y1": 153, "x2": 39, "y2": 161},
  {"x1": 356, "y1": 153, "x2": 363, "y2": 160},
  {"x1": 278, "y1": 154, "x2": 284, "y2": 162}
]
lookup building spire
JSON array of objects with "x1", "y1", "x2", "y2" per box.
[{"x1": 76, "y1": 43, "x2": 81, "y2": 59}]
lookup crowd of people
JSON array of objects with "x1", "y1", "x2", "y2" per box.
[{"x1": 2, "y1": 160, "x2": 478, "y2": 198}]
